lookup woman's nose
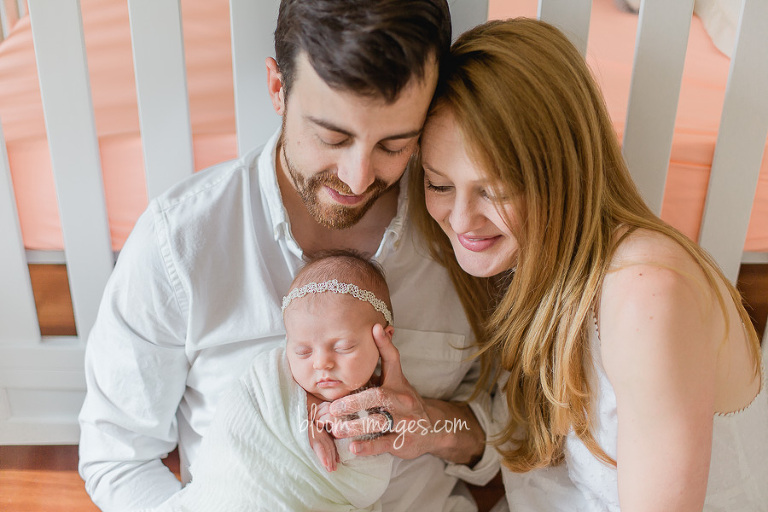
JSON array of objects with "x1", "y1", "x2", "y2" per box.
[{"x1": 449, "y1": 194, "x2": 483, "y2": 234}]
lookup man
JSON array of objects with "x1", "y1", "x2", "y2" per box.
[{"x1": 79, "y1": 1, "x2": 497, "y2": 510}]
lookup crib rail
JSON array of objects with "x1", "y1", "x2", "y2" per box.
[
  {"x1": 128, "y1": 0, "x2": 194, "y2": 199},
  {"x1": 623, "y1": 0, "x2": 695, "y2": 216},
  {"x1": 28, "y1": 0, "x2": 114, "y2": 336},
  {"x1": 1, "y1": 115, "x2": 89, "y2": 441},
  {"x1": 0, "y1": 0, "x2": 21, "y2": 42},
  {"x1": 230, "y1": 0, "x2": 280, "y2": 155},
  {"x1": 538, "y1": 0, "x2": 592, "y2": 57},
  {"x1": 0, "y1": 122, "x2": 39, "y2": 345},
  {"x1": 540, "y1": 0, "x2": 767, "y2": 283},
  {"x1": 699, "y1": 0, "x2": 768, "y2": 282},
  {"x1": 541, "y1": 0, "x2": 698, "y2": 216}
]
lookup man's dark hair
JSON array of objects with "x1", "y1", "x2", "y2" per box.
[{"x1": 274, "y1": 0, "x2": 451, "y2": 103}]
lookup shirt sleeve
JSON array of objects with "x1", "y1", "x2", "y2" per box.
[
  {"x1": 78, "y1": 203, "x2": 189, "y2": 510},
  {"x1": 443, "y1": 357, "x2": 501, "y2": 486}
]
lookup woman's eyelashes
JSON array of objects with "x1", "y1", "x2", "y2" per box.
[
  {"x1": 425, "y1": 177, "x2": 452, "y2": 193},
  {"x1": 426, "y1": 175, "x2": 508, "y2": 203},
  {"x1": 480, "y1": 188, "x2": 509, "y2": 202}
]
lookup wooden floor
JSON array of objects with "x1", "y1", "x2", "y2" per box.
[
  {"x1": 737, "y1": 264, "x2": 768, "y2": 340},
  {"x1": 0, "y1": 444, "x2": 503, "y2": 511},
  {"x1": 0, "y1": 445, "x2": 180, "y2": 512},
  {"x1": 2, "y1": 263, "x2": 764, "y2": 510}
]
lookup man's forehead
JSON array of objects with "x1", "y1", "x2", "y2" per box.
[{"x1": 287, "y1": 52, "x2": 437, "y2": 139}]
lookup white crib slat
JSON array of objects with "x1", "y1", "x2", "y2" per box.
[
  {"x1": 1, "y1": 0, "x2": 19, "y2": 41},
  {"x1": 0, "y1": 121, "x2": 40, "y2": 344},
  {"x1": 28, "y1": 0, "x2": 113, "y2": 340},
  {"x1": 230, "y1": 0, "x2": 280, "y2": 156},
  {"x1": 128, "y1": 0, "x2": 194, "y2": 199},
  {"x1": 450, "y1": 0, "x2": 489, "y2": 40},
  {"x1": 537, "y1": 0, "x2": 592, "y2": 57},
  {"x1": 698, "y1": 0, "x2": 768, "y2": 284},
  {"x1": 622, "y1": 0, "x2": 694, "y2": 214}
]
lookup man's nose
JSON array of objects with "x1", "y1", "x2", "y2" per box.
[{"x1": 337, "y1": 147, "x2": 375, "y2": 195}]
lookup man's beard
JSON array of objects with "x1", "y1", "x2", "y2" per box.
[{"x1": 281, "y1": 136, "x2": 393, "y2": 230}]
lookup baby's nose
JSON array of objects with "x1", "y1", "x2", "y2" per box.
[{"x1": 313, "y1": 354, "x2": 334, "y2": 370}]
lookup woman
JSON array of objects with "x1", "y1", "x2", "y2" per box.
[{"x1": 410, "y1": 18, "x2": 767, "y2": 511}]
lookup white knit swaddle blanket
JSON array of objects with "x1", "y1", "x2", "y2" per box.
[{"x1": 145, "y1": 346, "x2": 393, "y2": 512}]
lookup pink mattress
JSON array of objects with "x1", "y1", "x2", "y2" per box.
[
  {"x1": 0, "y1": 0, "x2": 238, "y2": 250},
  {"x1": 1, "y1": 0, "x2": 766, "y2": 251}
]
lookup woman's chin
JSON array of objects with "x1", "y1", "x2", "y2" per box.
[
  {"x1": 454, "y1": 252, "x2": 513, "y2": 278},
  {"x1": 457, "y1": 261, "x2": 502, "y2": 278}
]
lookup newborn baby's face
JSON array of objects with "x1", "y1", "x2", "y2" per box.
[{"x1": 285, "y1": 293, "x2": 382, "y2": 401}]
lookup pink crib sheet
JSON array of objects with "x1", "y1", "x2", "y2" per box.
[
  {"x1": 1, "y1": 0, "x2": 766, "y2": 251},
  {"x1": 489, "y1": 0, "x2": 768, "y2": 251},
  {"x1": 0, "y1": 0, "x2": 238, "y2": 250}
]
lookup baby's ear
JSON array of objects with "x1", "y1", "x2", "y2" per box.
[{"x1": 384, "y1": 324, "x2": 394, "y2": 339}]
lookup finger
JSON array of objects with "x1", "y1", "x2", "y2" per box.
[
  {"x1": 325, "y1": 441, "x2": 338, "y2": 472},
  {"x1": 311, "y1": 437, "x2": 332, "y2": 472},
  {"x1": 316, "y1": 401, "x2": 331, "y2": 416},
  {"x1": 331, "y1": 444, "x2": 338, "y2": 472},
  {"x1": 372, "y1": 323, "x2": 402, "y2": 383},
  {"x1": 331, "y1": 412, "x2": 390, "y2": 438},
  {"x1": 314, "y1": 410, "x2": 335, "y2": 428},
  {"x1": 349, "y1": 435, "x2": 396, "y2": 457},
  {"x1": 330, "y1": 387, "x2": 389, "y2": 416}
]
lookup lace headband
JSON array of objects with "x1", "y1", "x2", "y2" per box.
[{"x1": 281, "y1": 279, "x2": 393, "y2": 325}]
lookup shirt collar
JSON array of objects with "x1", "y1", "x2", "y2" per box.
[
  {"x1": 257, "y1": 128, "x2": 290, "y2": 241},
  {"x1": 373, "y1": 167, "x2": 409, "y2": 261},
  {"x1": 257, "y1": 128, "x2": 410, "y2": 260}
]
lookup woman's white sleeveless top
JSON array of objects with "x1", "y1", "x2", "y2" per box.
[{"x1": 500, "y1": 323, "x2": 768, "y2": 511}]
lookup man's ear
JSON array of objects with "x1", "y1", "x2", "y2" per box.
[{"x1": 266, "y1": 57, "x2": 285, "y2": 116}]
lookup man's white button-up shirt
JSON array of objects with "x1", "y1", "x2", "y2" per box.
[{"x1": 79, "y1": 130, "x2": 498, "y2": 511}]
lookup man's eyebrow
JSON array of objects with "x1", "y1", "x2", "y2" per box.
[
  {"x1": 307, "y1": 116, "x2": 354, "y2": 137},
  {"x1": 307, "y1": 116, "x2": 421, "y2": 142},
  {"x1": 381, "y1": 129, "x2": 422, "y2": 142}
]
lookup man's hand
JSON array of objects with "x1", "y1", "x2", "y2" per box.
[{"x1": 328, "y1": 323, "x2": 437, "y2": 459}]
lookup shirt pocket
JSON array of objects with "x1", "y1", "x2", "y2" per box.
[{"x1": 393, "y1": 328, "x2": 472, "y2": 400}]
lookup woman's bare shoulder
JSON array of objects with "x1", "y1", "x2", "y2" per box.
[
  {"x1": 599, "y1": 228, "x2": 722, "y2": 380},
  {"x1": 602, "y1": 227, "x2": 717, "y2": 323},
  {"x1": 609, "y1": 228, "x2": 703, "y2": 275}
]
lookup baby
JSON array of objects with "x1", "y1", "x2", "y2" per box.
[
  {"x1": 284, "y1": 251, "x2": 396, "y2": 473},
  {"x1": 144, "y1": 251, "x2": 395, "y2": 512}
]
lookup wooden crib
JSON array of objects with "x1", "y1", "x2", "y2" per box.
[{"x1": 0, "y1": 0, "x2": 766, "y2": 444}]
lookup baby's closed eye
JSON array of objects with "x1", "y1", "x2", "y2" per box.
[{"x1": 335, "y1": 343, "x2": 357, "y2": 353}]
